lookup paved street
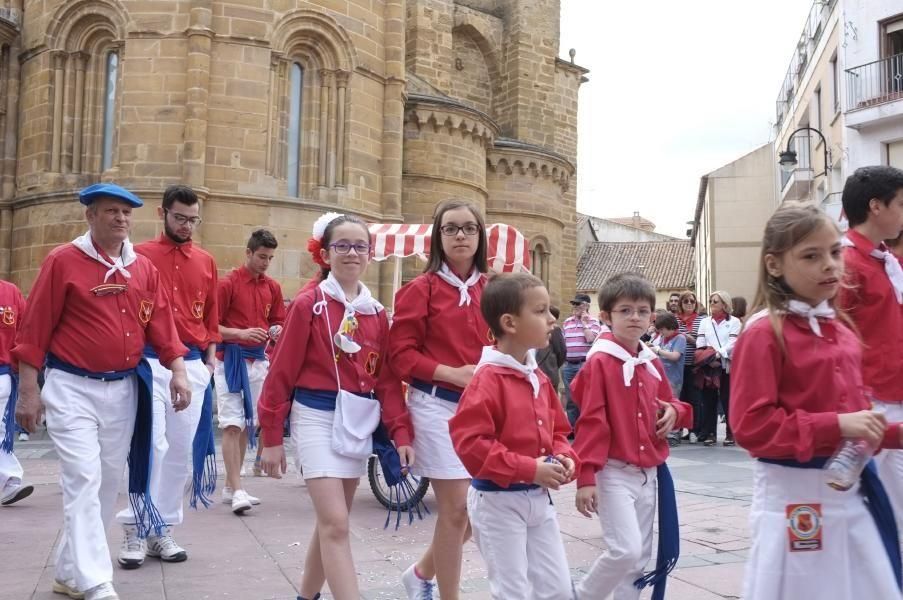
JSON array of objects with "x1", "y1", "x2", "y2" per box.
[{"x1": 4, "y1": 427, "x2": 752, "y2": 599}]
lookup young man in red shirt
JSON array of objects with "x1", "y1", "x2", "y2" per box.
[
  {"x1": 0, "y1": 279, "x2": 30, "y2": 506},
  {"x1": 215, "y1": 229, "x2": 285, "y2": 514}
]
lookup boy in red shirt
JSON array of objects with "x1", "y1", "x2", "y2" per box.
[
  {"x1": 571, "y1": 273, "x2": 692, "y2": 600},
  {"x1": 836, "y1": 166, "x2": 903, "y2": 536},
  {"x1": 449, "y1": 272, "x2": 578, "y2": 599}
]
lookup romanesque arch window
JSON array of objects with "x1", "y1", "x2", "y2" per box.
[
  {"x1": 269, "y1": 10, "x2": 355, "y2": 198},
  {"x1": 286, "y1": 63, "x2": 304, "y2": 197},
  {"x1": 100, "y1": 50, "x2": 119, "y2": 171},
  {"x1": 531, "y1": 238, "x2": 551, "y2": 286}
]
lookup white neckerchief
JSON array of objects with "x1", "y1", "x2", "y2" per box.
[
  {"x1": 587, "y1": 337, "x2": 661, "y2": 387},
  {"x1": 71, "y1": 231, "x2": 136, "y2": 282},
  {"x1": 842, "y1": 235, "x2": 903, "y2": 304},
  {"x1": 436, "y1": 263, "x2": 482, "y2": 306},
  {"x1": 786, "y1": 299, "x2": 836, "y2": 337},
  {"x1": 474, "y1": 345, "x2": 541, "y2": 397},
  {"x1": 315, "y1": 273, "x2": 383, "y2": 354}
]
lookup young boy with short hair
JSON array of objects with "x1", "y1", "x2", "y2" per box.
[
  {"x1": 449, "y1": 272, "x2": 579, "y2": 600},
  {"x1": 836, "y1": 165, "x2": 903, "y2": 538},
  {"x1": 571, "y1": 272, "x2": 692, "y2": 600},
  {"x1": 652, "y1": 311, "x2": 687, "y2": 447}
]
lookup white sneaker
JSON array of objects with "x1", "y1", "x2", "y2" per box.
[
  {"x1": 85, "y1": 582, "x2": 119, "y2": 600},
  {"x1": 222, "y1": 486, "x2": 260, "y2": 505},
  {"x1": 231, "y1": 489, "x2": 253, "y2": 514},
  {"x1": 689, "y1": 432, "x2": 698, "y2": 444},
  {"x1": 52, "y1": 579, "x2": 85, "y2": 599},
  {"x1": 147, "y1": 526, "x2": 187, "y2": 562},
  {"x1": 401, "y1": 564, "x2": 436, "y2": 600},
  {"x1": 1, "y1": 480, "x2": 34, "y2": 506},
  {"x1": 17, "y1": 431, "x2": 29, "y2": 441},
  {"x1": 117, "y1": 524, "x2": 146, "y2": 569}
]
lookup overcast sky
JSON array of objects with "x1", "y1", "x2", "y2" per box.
[{"x1": 560, "y1": 0, "x2": 815, "y2": 238}]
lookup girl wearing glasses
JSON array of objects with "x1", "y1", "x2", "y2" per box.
[
  {"x1": 695, "y1": 291, "x2": 741, "y2": 446},
  {"x1": 385, "y1": 199, "x2": 491, "y2": 600},
  {"x1": 257, "y1": 212, "x2": 410, "y2": 600}
]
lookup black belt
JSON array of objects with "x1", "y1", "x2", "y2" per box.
[{"x1": 566, "y1": 358, "x2": 586, "y2": 364}]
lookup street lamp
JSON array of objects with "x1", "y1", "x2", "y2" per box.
[{"x1": 778, "y1": 126, "x2": 831, "y2": 177}]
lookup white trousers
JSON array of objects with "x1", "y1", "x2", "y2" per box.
[
  {"x1": 873, "y1": 400, "x2": 903, "y2": 550},
  {"x1": 743, "y1": 461, "x2": 901, "y2": 599},
  {"x1": 467, "y1": 486, "x2": 574, "y2": 600},
  {"x1": 213, "y1": 358, "x2": 268, "y2": 430},
  {"x1": 576, "y1": 461, "x2": 657, "y2": 600},
  {"x1": 0, "y1": 373, "x2": 23, "y2": 489},
  {"x1": 43, "y1": 368, "x2": 137, "y2": 592},
  {"x1": 115, "y1": 358, "x2": 209, "y2": 528}
]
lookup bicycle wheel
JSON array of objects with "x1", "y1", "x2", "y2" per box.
[{"x1": 367, "y1": 455, "x2": 430, "y2": 511}]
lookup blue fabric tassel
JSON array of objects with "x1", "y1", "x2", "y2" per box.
[
  {"x1": 0, "y1": 365, "x2": 18, "y2": 454},
  {"x1": 46, "y1": 354, "x2": 164, "y2": 539},
  {"x1": 223, "y1": 343, "x2": 265, "y2": 449},
  {"x1": 633, "y1": 463, "x2": 679, "y2": 600},
  {"x1": 372, "y1": 422, "x2": 429, "y2": 529}
]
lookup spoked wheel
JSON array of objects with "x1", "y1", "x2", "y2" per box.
[{"x1": 367, "y1": 455, "x2": 430, "y2": 511}]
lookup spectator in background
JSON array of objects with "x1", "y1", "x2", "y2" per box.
[
  {"x1": 731, "y1": 296, "x2": 748, "y2": 323},
  {"x1": 666, "y1": 292, "x2": 681, "y2": 316},
  {"x1": 535, "y1": 305, "x2": 567, "y2": 393},
  {"x1": 561, "y1": 294, "x2": 603, "y2": 427},
  {"x1": 677, "y1": 291, "x2": 704, "y2": 442},
  {"x1": 696, "y1": 291, "x2": 741, "y2": 447},
  {"x1": 651, "y1": 311, "x2": 687, "y2": 447}
]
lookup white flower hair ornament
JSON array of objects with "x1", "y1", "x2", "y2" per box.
[{"x1": 312, "y1": 212, "x2": 345, "y2": 241}]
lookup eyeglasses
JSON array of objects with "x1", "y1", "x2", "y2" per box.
[
  {"x1": 165, "y1": 210, "x2": 202, "y2": 227},
  {"x1": 682, "y1": 299, "x2": 696, "y2": 304},
  {"x1": 439, "y1": 223, "x2": 481, "y2": 237},
  {"x1": 330, "y1": 242, "x2": 371, "y2": 255},
  {"x1": 611, "y1": 307, "x2": 653, "y2": 319},
  {"x1": 709, "y1": 299, "x2": 721, "y2": 305}
]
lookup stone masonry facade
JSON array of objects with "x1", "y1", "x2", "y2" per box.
[{"x1": 0, "y1": 0, "x2": 587, "y2": 305}]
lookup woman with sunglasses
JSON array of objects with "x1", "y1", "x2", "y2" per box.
[
  {"x1": 677, "y1": 291, "x2": 705, "y2": 442},
  {"x1": 695, "y1": 291, "x2": 741, "y2": 446},
  {"x1": 385, "y1": 199, "x2": 492, "y2": 600}
]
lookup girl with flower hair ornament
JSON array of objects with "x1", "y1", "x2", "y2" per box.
[{"x1": 258, "y1": 212, "x2": 412, "y2": 600}]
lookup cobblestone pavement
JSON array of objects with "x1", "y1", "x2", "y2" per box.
[{"x1": 5, "y1": 426, "x2": 751, "y2": 599}]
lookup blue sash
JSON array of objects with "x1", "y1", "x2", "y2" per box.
[
  {"x1": 145, "y1": 345, "x2": 218, "y2": 509},
  {"x1": 45, "y1": 353, "x2": 164, "y2": 538},
  {"x1": 0, "y1": 365, "x2": 19, "y2": 454},
  {"x1": 223, "y1": 343, "x2": 266, "y2": 449},
  {"x1": 371, "y1": 422, "x2": 430, "y2": 529},
  {"x1": 633, "y1": 463, "x2": 679, "y2": 600},
  {"x1": 294, "y1": 388, "x2": 338, "y2": 411},
  {"x1": 760, "y1": 457, "x2": 902, "y2": 589}
]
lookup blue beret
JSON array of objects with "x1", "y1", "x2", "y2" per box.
[{"x1": 78, "y1": 183, "x2": 143, "y2": 208}]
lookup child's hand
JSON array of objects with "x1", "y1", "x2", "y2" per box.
[
  {"x1": 555, "y1": 454, "x2": 575, "y2": 481},
  {"x1": 397, "y1": 445, "x2": 415, "y2": 473},
  {"x1": 839, "y1": 410, "x2": 887, "y2": 447},
  {"x1": 533, "y1": 457, "x2": 567, "y2": 490},
  {"x1": 575, "y1": 486, "x2": 598, "y2": 517},
  {"x1": 655, "y1": 400, "x2": 678, "y2": 438}
]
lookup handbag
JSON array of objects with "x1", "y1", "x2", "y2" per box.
[{"x1": 319, "y1": 289, "x2": 382, "y2": 459}]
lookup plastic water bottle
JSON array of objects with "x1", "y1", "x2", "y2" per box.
[{"x1": 825, "y1": 404, "x2": 885, "y2": 491}]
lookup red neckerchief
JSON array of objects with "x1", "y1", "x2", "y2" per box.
[
  {"x1": 678, "y1": 311, "x2": 697, "y2": 331},
  {"x1": 662, "y1": 332, "x2": 679, "y2": 345},
  {"x1": 712, "y1": 314, "x2": 726, "y2": 324}
]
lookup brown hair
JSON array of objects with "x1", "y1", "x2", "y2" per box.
[
  {"x1": 678, "y1": 290, "x2": 698, "y2": 315},
  {"x1": 424, "y1": 199, "x2": 488, "y2": 274},
  {"x1": 751, "y1": 202, "x2": 851, "y2": 351},
  {"x1": 481, "y1": 272, "x2": 545, "y2": 339},
  {"x1": 597, "y1": 272, "x2": 657, "y2": 314}
]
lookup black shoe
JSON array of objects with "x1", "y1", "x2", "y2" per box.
[
  {"x1": 723, "y1": 438, "x2": 736, "y2": 447},
  {"x1": 703, "y1": 438, "x2": 716, "y2": 447}
]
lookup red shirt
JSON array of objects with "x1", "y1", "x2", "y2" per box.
[
  {"x1": 13, "y1": 242, "x2": 187, "y2": 371},
  {"x1": 449, "y1": 364, "x2": 579, "y2": 488},
  {"x1": 837, "y1": 229, "x2": 903, "y2": 402},
  {"x1": 135, "y1": 234, "x2": 220, "y2": 350},
  {"x1": 571, "y1": 333, "x2": 693, "y2": 487},
  {"x1": 0, "y1": 281, "x2": 26, "y2": 366},
  {"x1": 257, "y1": 289, "x2": 405, "y2": 448},
  {"x1": 217, "y1": 265, "x2": 286, "y2": 351},
  {"x1": 730, "y1": 313, "x2": 901, "y2": 460},
  {"x1": 387, "y1": 272, "x2": 491, "y2": 391}
]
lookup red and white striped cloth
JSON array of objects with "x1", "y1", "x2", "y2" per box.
[{"x1": 368, "y1": 223, "x2": 531, "y2": 273}]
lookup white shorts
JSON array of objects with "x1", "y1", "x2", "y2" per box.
[
  {"x1": 408, "y1": 387, "x2": 469, "y2": 480},
  {"x1": 213, "y1": 358, "x2": 268, "y2": 430},
  {"x1": 291, "y1": 402, "x2": 367, "y2": 480}
]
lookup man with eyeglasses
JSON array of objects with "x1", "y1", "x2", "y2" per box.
[
  {"x1": 561, "y1": 293, "x2": 604, "y2": 427},
  {"x1": 214, "y1": 229, "x2": 286, "y2": 514},
  {"x1": 14, "y1": 183, "x2": 190, "y2": 600},
  {"x1": 115, "y1": 185, "x2": 221, "y2": 569}
]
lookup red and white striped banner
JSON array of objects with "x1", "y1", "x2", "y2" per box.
[{"x1": 368, "y1": 223, "x2": 531, "y2": 273}]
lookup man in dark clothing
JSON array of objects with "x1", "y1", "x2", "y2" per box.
[{"x1": 536, "y1": 305, "x2": 566, "y2": 393}]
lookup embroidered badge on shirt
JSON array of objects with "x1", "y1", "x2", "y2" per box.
[
  {"x1": 192, "y1": 300, "x2": 204, "y2": 319},
  {"x1": 365, "y1": 351, "x2": 379, "y2": 376},
  {"x1": 138, "y1": 300, "x2": 154, "y2": 324},
  {"x1": 2, "y1": 307, "x2": 14, "y2": 326},
  {"x1": 91, "y1": 283, "x2": 128, "y2": 297},
  {"x1": 786, "y1": 503, "x2": 823, "y2": 552}
]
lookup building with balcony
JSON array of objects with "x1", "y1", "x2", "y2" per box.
[{"x1": 0, "y1": 0, "x2": 587, "y2": 305}]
